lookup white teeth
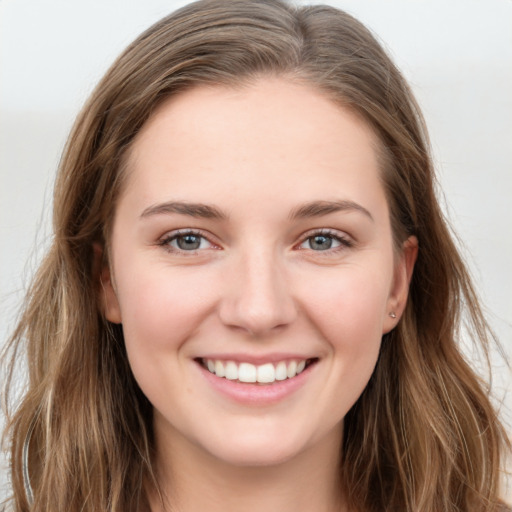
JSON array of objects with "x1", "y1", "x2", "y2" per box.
[
  {"x1": 257, "y1": 363, "x2": 275, "y2": 383},
  {"x1": 225, "y1": 361, "x2": 238, "y2": 380},
  {"x1": 203, "y1": 358, "x2": 312, "y2": 383},
  {"x1": 214, "y1": 360, "x2": 225, "y2": 378},
  {"x1": 275, "y1": 361, "x2": 288, "y2": 381},
  {"x1": 238, "y1": 362, "x2": 257, "y2": 383},
  {"x1": 287, "y1": 361, "x2": 297, "y2": 379}
]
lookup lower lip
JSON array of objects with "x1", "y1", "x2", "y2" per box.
[{"x1": 196, "y1": 361, "x2": 316, "y2": 405}]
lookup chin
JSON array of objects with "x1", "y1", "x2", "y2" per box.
[
  {"x1": 198, "y1": 424, "x2": 320, "y2": 468},
  {"x1": 211, "y1": 442, "x2": 303, "y2": 468}
]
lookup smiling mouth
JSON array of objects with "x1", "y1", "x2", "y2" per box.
[{"x1": 196, "y1": 358, "x2": 318, "y2": 385}]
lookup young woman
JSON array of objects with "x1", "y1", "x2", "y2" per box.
[{"x1": 2, "y1": 1, "x2": 510, "y2": 511}]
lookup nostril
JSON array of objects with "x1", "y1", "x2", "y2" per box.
[{"x1": 219, "y1": 302, "x2": 297, "y2": 336}]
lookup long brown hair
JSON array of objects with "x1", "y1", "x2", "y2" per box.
[{"x1": 2, "y1": 1, "x2": 509, "y2": 510}]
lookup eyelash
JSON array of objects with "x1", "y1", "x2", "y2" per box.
[
  {"x1": 158, "y1": 229, "x2": 217, "y2": 255},
  {"x1": 157, "y1": 228, "x2": 354, "y2": 255},
  {"x1": 296, "y1": 229, "x2": 354, "y2": 254}
]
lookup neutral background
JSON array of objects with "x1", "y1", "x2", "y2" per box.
[{"x1": 1, "y1": 0, "x2": 511, "y2": 500}]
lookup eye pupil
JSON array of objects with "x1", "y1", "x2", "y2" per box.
[
  {"x1": 310, "y1": 235, "x2": 332, "y2": 250},
  {"x1": 177, "y1": 234, "x2": 201, "y2": 250}
]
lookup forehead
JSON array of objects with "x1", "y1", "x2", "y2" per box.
[{"x1": 121, "y1": 77, "x2": 386, "y2": 215}]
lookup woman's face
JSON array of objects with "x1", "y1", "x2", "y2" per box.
[{"x1": 102, "y1": 78, "x2": 416, "y2": 468}]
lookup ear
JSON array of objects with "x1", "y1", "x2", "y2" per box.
[
  {"x1": 383, "y1": 236, "x2": 418, "y2": 333},
  {"x1": 93, "y1": 243, "x2": 122, "y2": 324}
]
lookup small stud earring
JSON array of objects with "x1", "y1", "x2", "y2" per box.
[{"x1": 389, "y1": 312, "x2": 397, "y2": 319}]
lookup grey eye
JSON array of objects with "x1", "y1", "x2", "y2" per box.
[
  {"x1": 308, "y1": 235, "x2": 334, "y2": 251},
  {"x1": 174, "y1": 234, "x2": 204, "y2": 250},
  {"x1": 299, "y1": 233, "x2": 344, "y2": 251}
]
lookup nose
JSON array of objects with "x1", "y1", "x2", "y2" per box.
[{"x1": 218, "y1": 249, "x2": 297, "y2": 336}]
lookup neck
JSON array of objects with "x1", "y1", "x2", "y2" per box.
[{"x1": 148, "y1": 424, "x2": 346, "y2": 512}]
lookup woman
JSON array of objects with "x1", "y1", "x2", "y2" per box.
[{"x1": 2, "y1": 0, "x2": 509, "y2": 511}]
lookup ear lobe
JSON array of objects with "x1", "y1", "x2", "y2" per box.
[
  {"x1": 383, "y1": 236, "x2": 418, "y2": 332},
  {"x1": 93, "y1": 243, "x2": 122, "y2": 324}
]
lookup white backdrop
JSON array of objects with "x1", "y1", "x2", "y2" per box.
[{"x1": 1, "y1": 0, "x2": 511, "y2": 499}]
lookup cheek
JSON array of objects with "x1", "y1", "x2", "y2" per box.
[
  {"x1": 312, "y1": 267, "x2": 389, "y2": 402},
  {"x1": 114, "y1": 262, "x2": 220, "y2": 353},
  {"x1": 300, "y1": 264, "x2": 391, "y2": 345},
  {"x1": 113, "y1": 264, "x2": 221, "y2": 406}
]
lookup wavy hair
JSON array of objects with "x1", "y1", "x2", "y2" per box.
[{"x1": 2, "y1": 1, "x2": 509, "y2": 511}]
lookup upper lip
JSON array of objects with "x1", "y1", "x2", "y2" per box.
[{"x1": 196, "y1": 353, "x2": 318, "y2": 365}]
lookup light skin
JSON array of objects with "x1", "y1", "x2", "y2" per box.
[{"x1": 100, "y1": 77, "x2": 417, "y2": 512}]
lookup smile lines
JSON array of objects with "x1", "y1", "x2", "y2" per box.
[{"x1": 200, "y1": 358, "x2": 316, "y2": 384}]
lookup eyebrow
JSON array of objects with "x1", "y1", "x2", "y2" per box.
[
  {"x1": 140, "y1": 201, "x2": 228, "y2": 220},
  {"x1": 139, "y1": 199, "x2": 373, "y2": 222},
  {"x1": 289, "y1": 200, "x2": 374, "y2": 222}
]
